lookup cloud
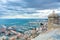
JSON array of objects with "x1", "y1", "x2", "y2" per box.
[
  {"x1": 0, "y1": 0, "x2": 60, "y2": 19},
  {"x1": 24, "y1": 0, "x2": 60, "y2": 9},
  {"x1": 0, "y1": 0, "x2": 8, "y2": 3},
  {"x1": 1, "y1": 0, "x2": 60, "y2": 9},
  {"x1": 0, "y1": 8, "x2": 60, "y2": 19}
]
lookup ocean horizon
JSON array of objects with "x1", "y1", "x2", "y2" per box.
[{"x1": 0, "y1": 19, "x2": 48, "y2": 33}]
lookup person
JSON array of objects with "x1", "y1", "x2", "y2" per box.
[
  {"x1": 26, "y1": 37, "x2": 31, "y2": 40},
  {"x1": 16, "y1": 33, "x2": 23, "y2": 39},
  {"x1": 5, "y1": 31, "x2": 11, "y2": 36},
  {"x1": 36, "y1": 27, "x2": 42, "y2": 35},
  {"x1": 40, "y1": 23, "x2": 43, "y2": 26},
  {"x1": 2, "y1": 36, "x2": 6, "y2": 40},
  {"x1": 9, "y1": 37, "x2": 16, "y2": 40},
  {"x1": 30, "y1": 28, "x2": 37, "y2": 38},
  {"x1": 42, "y1": 25, "x2": 47, "y2": 32},
  {"x1": 23, "y1": 34, "x2": 29, "y2": 40}
]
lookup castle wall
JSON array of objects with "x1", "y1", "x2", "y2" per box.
[{"x1": 48, "y1": 13, "x2": 60, "y2": 30}]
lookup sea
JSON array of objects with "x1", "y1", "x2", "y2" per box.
[{"x1": 0, "y1": 19, "x2": 48, "y2": 33}]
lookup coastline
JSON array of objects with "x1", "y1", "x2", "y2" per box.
[{"x1": 0, "y1": 22, "x2": 48, "y2": 40}]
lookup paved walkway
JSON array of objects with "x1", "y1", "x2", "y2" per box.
[{"x1": 31, "y1": 28, "x2": 60, "y2": 40}]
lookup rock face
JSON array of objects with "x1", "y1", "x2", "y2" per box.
[{"x1": 48, "y1": 11, "x2": 60, "y2": 30}]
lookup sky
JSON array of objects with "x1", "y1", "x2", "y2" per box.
[{"x1": 0, "y1": 0, "x2": 60, "y2": 19}]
